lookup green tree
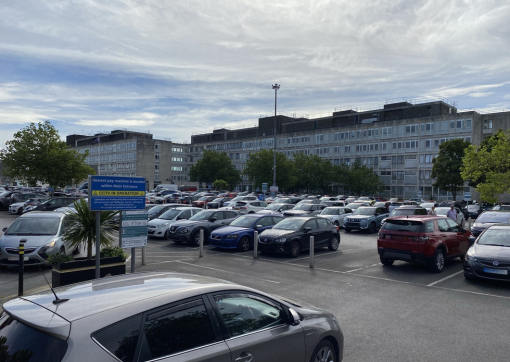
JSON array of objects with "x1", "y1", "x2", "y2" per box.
[
  {"x1": 212, "y1": 179, "x2": 229, "y2": 191},
  {"x1": 431, "y1": 138, "x2": 471, "y2": 201},
  {"x1": 242, "y1": 149, "x2": 297, "y2": 191},
  {"x1": 62, "y1": 198, "x2": 118, "y2": 259},
  {"x1": 189, "y1": 150, "x2": 241, "y2": 189},
  {"x1": 0, "y1": 121, "x2": 95, "y2": 188},
  {"x1": 461, "y1": 130, "x2": 510, "y2": 203},
  {"x1": 342, "y1": 160, "x2": 384, "y2": 196},
  {"x1": 292, "y1": 153, "x2": 335, "y2": 194}
]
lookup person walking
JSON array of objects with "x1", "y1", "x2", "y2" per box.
[
  {"x1": 429, "y1": 206, "x2": 437, "y2": 215},
  {"x1": 446, "y1": 205, "x2": 457, "y2": 221}
]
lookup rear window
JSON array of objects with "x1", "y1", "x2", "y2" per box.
[
  {"x1": 0, "y1": 312, "x2": 68, "y2": 362},
  {"x1": 382, "y1": 219, "x2": 426, "y2": 233},
  {"x1": 477, "y1": 213, "x2": 510, "y2": 224}
]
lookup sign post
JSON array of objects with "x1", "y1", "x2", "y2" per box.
[{"x1": 120, "y1": 210, "x2": 149, "y2": 273}]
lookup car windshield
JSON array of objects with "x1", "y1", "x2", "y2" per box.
[
  {"x1": 435, "y1": 208, "x2": 452, "y2": 216},
  {"x1": 476, "y1": 213, "x2": 510, "y2": 223},
  {"x1": 6, "y1": 217, "x2": 61, "y2": 235},
  {"x1": 266, "y1": 203, "x2": 283, "y2": 210},
  {"x1": 159, "y1": 209, "x2": 181, "y2": 220},
  {"x1": 148, "y1": 205, "x2": 166, "y2": 215},
  {"x1": 468, "y1": 205, "x2": 480, "y2": 211},
  {"x1": 382, "y1": 220, "x2": 424, "y2": 232},
  {"x1": 212, "y1": 198, "x2": 223, "y2": 202},
  {"x1": 230, "y1": 197, "x2": 243, "y2": 202},
  {"x1": 321, "y1": 208, "x2": 339, "y2": 215},
  {"x1": 229, "y1": 216, "x2": 256, "y2": 228},
  {"x1": 353, "y1": 208, "x2": 376, "y2": 215},
  {"x1": 198, "y1": 196, "x2": 210, "y2": 201},
  {"x1": 347, "y1": 203, "x2": 364, "y2": 209},
  {"x1": 273, "y1": 218, "x2": 306, "y2": 230},
  {"x1": 189, "y1": 210, "x2": 215, "y2": 221},
  {"x1": 374, "y1": 203, "x2": 387, "y2": 207},
  {"x1": 477, "y1": 228, "x2": 510, "y2": 246},
  {"x1": 0, "y1": 191, "x2": 9, "y2": 197},
  {"x1": 294, "y1": 204, "x2": 313, "y2": 211},
  {"x1": 390, "y1": 209, "x2": 417, "y2": 217},
  {"x1": 421, "y1": 203, "x2": 435, "y2": 208},
  {"x1": 500, "y1": 205, "x2": 510, "y2": 210},
  {"x1": 272, "y1": 198, "x2": 289, "y2": 203}
]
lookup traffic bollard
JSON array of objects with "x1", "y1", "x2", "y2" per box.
[
  {"x1": 142, "y1": 246, "x2": 146, "y2": 266},
  {"x1": 199, "y1": 229, "x2": 204, "y2": 258},
  {"x1": 310, "y1": 236, "x2": 314, "y2": 268},
  {"x1": 254, "y1": 231, "x2": 259, "y2": 259},
  {"x1": 18, "y1": 239, "x2": 27, "y2": 296},
  {"x1": 131, "y1": 247, "x2": 136, "y2": 273}
]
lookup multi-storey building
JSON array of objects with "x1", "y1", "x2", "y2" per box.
[
  {"x1": 189, "y1": 98, "x2": 510, "y2": 201},
  {"x1": 66, "y1": 130, "x2": 190, "y2": 190}
]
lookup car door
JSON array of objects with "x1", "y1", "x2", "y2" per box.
[
  {"x1": 376, "y1": 208, "x2": 389, "y2": 227},
  {"x1": 208, "y1": 292, "x2": 305, "y2": 362},
  {"x1": 256, "y1": 216, "x2": 274, "y2": 234},
  {"x1": 316, "y1": 218, "x2": 332, "y2": 245},
  {"x1": 437, "y1": 218, "x2": 456, "y2": 255},
  {"x1": 302, "y1": 219, "x2": 321, "y2": 248},
  {"x1": 445, "y1": 218, "x2": 463, "y2": 255}
]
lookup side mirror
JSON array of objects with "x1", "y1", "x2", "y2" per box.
[
  {"x1": 2, "y1": 227, "x2": 7, "y2": 232},
  {"x1": 468, "y1": 236, "x2": 476, "y2": 245},
  {"x1": 210, "y1": 217, "x2": 217, "y2": 222},
  {"x1": 304, "y1": 227, "x2": 312, "y2": 233},
  {"x1": 255, "y1": 224, "x2": 263, "y2": 229},
  {"x1": 288, "y1": 308, "x2": 301, "y2": 326}
]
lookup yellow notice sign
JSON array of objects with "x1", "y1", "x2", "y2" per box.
[{"x1": 91, "y1": 191, "x2": 146, "y2": 197}]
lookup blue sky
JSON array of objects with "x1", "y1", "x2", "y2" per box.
[{"x1": 1, "y1": 0, "x2": 509, "y2": 147}]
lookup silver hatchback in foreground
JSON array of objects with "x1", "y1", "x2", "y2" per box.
[{"x1": 1, "y1": 273, "x2": 343, "y2": 362}]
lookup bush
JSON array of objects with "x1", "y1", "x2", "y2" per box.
[
  {"x1": 47, "y1": 253, "x2": 74, "y2": 264},
  {"x1": 100, "y1": 246, "x2": 128, "y2": 261}
]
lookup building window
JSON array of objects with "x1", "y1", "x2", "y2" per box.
[
  {"x1": 397, "y1": 171, "x2": 404, "y2": 180},
  {"x1": 425, "y1": 139, "x2": 432, "y2": 148},
  {"x1": 457, "y1": 120, "x2": 464, "y2": 129},
  {"x1": 465, "y1": 136, "x2": 471, "y2": 142},
  {"x1": 380, "y1": 171, "x2": 391, "y2": 176},
  {"x1": 155, "y1": 144, "x2": 159, "y2": 151},
  {"x1": 450, "y1": 121, "x2": 455, "y2": 129},
  {"x1": 155, "y1": 164, "x2": 159, "y2": 171},
  {"x1": 466, "y1": 119, "x2": 472, "y2": 128},
  {"x1": 344, "y1": 146, "x2": 350, "y2": 153},
  {"x1": 483, "y1": 120, "x2": 492, "y2": 129},
  {"x1": 155, "y1": 154, "x2": 160, "y2": 161},
  {"x1": 315, "y1": 134, "x2": 324, "y2": 142},
  {"x1": 406, "y1": 125, "x2": 417, "y2": 133}
]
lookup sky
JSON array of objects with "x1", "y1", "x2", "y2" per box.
[{"x1": 1, "y1": 0, "x2": 510, "y2": 147}]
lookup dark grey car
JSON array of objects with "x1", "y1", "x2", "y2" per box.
[
  {"x1": 0, "y1": 273, "x2": 343, "y2": 362},
  {"x1": 168, "y1": 210, "x2": 239, "y2": 245}
]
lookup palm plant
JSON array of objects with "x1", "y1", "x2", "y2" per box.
[{"x1": 63, "y1": 198, "x2": 119, "y2": 260}]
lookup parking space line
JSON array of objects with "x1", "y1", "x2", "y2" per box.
[
  {"x1": 345, "y1": 263, "x2": 382, "y2": 273},
  {"x1": 281, "y1": 249, "x2": 357, "y2": 263},
  {"x1": 427, "y1": 271, "x2": 464, "y2": 286}
]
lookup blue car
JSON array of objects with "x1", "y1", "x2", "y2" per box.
[{"x1": 209, "y1": 214, "x2": 284, "y2": 251}]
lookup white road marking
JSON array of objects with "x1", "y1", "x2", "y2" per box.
[
  {"x1": 281, "y1": 249, "x2": 357, "y2": 263},
  {"x1": 427, "y1": 270, "x2": 464, "y2": 286},
  {"x1": 345, "y1": 263, "x2": 382, "y2": 273}
]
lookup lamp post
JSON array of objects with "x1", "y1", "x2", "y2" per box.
[{"x1": 272, "y1": 84, "x2": 280, "y2": 197}]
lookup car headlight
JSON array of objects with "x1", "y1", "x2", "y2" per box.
[
  {"x1": 465, "y1": 252, "x2": 477, "y2": 262},
  {"x1": 225, "y1": 234, "x2": 239, "y2": 239},
  {"x1": 274, "y1": 238, "x2": 287, "y2": 243},
  {"x1": 45, "y1": 240, "x2": 56, "y2": 249},
  {"x1": 159, "y1": 223, "x2": 170, "y2": 227},
  {"x1": 179, "y1": 228, "x2": 189, "y2": 233}
]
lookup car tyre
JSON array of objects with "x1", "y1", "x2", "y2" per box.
[
  {"x1": 237, "y1": 236, "x2": 251, "y2": 252},
  {"x1": 309, "y1": 339, "x2": 336, "y2": 362},
  {"x1": 344, "y1": 228, "x2": 351, "y2": 233},
  {"x1": 189, "y1": 230, "x2": 205, "y2": 247},
  {"x1": 328, "y1": 236, "x2": 340, "y2": 251},
  {"x1": 164, "y1": 230, "x2": 171, "y2": 240},
  {"x1": 289, "y1": 241, "x2": 301, "y2": 258},
  {"x1": 369, "y1": 222, "x2": 377, "y2": 234},
  {"x1": 428, "y1": 248, "x2": 445, "y2": 273},
  {"x1": 333, "y1": 221, "x2": 339, "y2": 227},
  {"x1": 59, "y1": 246, "x2": 65, "y2": 254},
  {"x1": 17, "y1": 208, "x2": 23, "y2": 215},
  {"x1": 380, "y1": 256, "x2": 394, "y2": 266}
]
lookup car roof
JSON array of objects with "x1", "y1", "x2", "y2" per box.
[
  {"x1": 486, "y1": 223, "x2": 510, "y2": 229},
  {"x1": 396, "y1": 205, "x2": 425, "y2": 209},
  {"x1": 19, "y1": 211, "x2": 64, "y2": 218},
  {"x1": 387, "y1": 215, "x2": 447, "y2": 222}
]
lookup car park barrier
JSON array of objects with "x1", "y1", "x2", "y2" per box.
[
  {"x1": 310, "y1": 236, "x2": 314, "y2": 268},
  {"x1": 18, "y1": 239, "x2": 27, "y2": 296},
  {"x1": 254, "y1": 231, "x2": 259, "y2": 259},
  {"x1": 199, "y1": 229, "x2": 204, "y2": 258}
]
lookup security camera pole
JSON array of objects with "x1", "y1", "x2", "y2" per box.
[{"x1": 272, "y1": 84, "x2": 280, "y2": 197}]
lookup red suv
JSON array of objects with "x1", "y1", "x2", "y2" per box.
[{"x1": 377, "y1": 215, "x2": 472, "y2": 272}]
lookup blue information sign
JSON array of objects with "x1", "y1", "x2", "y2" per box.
[{"x1": 88, "y1": 175, "x2": 146, "y2": 211}]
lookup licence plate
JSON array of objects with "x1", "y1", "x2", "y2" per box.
[
  {"x1": 483, "y1": 268, "x2": 508, "y2": 275},
  {"x1": 8, "y1": 257, "x2": 29, "y2": 261},
  {"x1": 235, "y1": 208, "x2": 240, "y2": 210}
]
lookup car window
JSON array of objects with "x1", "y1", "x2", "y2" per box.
[
  {"x1": 437, "y1": 219, "x2": 450, "y2": 232},
  {"x1": 213, "y1": 211, "x2": 224, "y2": 220},
  {"x1": 345, "y1": 208, "x2": 353, "y2": 214},
  {"x1": 272, "y1": 216, "x2": 284, "y2": 225},
  {"x1": 140, "y1": 300, "x2": 216, "y2": 361},
  {"x1": 446, "y1": 218, "x2": 460, "y2": 232},
  {"x1": 257, "y1": 217, "x2": 274, "y2": 227},
  {"x1": 213, "y1": 294, "x2": 285, "y2": 338},
  {"x1": 424, "y1": 221, "x2": 435, "y2": 232},
  {"x1": 179, "y1": 209, "x2": 192, "y2": 219},
  {"x1": 225, "y1": 211, "x2": 237, "y2": 219},
  {"x1": 316, "y1": 218, "x2": 329, "y2": 228},
  {"x1": 304, "y1": 219, "x2": 319, "y2": 230}
]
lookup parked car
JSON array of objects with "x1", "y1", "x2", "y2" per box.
[
  {"x1": 318, "y1": 207, "x2": 353, "y2": 227},
  {"x1": 210, "y1": 213, "x2": 284, "y2": 251},
  {"x1": 24, "y1": 197, "x2": 79, "y2": 212},
  {"x1": 8, "y1": 201, "x2": 26, "y2": 215},
  {"x1": 434, "y1": 207, "x2": 465, "y2": 227},
  {"x1": 267, "y1": 197, "x2": 302, "y2": 205},
  {"x1": 373, "y1": 201, "x2": 391, "y2": 209},
  {"x1": 167, "y1": 209, "x2": 239, "y2": 246},
  {"x1": 147, "y1": 204, "x2": 182, "y2": 220},
  {"x1": 345, "y1": 202, "x2": 371, "y2": 211},
  {"x1": 388, "y1": 202, "x2": 403, "y2": 213},
  {"x1": 491, "y1": 204, "x2": 510, "y2": 211},
  {"x1": 419, "y1": 202, "x2": 437, "y2": 213},
  {"x1": 0, "y1": 191, "x2": 21, "y2": 210},
  {"x1": 297, "y1": 199, "x2": 321, "y2": 205},
  {"x1": 378, "y1": 215, "x2": 472, "y2": 272},
  {"x1": 258, "y1": 203, "x2": 295, "y2": 215},
  {"x1": 464, "y1": 224, "x2": 510, "y2": 281},
  {"x1": 258, "y1": 216, "x2": 340, "y2": 257},
  {"x1": 344, "y1": 206, "x2": 389, "y2": 234},
  {"x1": 470, "y1": 211, "x2": 510, "y2": 238},
  {"x1": 320, "y1": 200, "x2": 347, "y2": 207},
  {"x1": 381, "y1": 205, "x2": 428, "y2": 225},
  {"x1": 206, "y1": 197, "x2": 233, "y2": 209},
  {"x1": 232, "y1": 200, "x2": 267, "y2": 214},
  {"x1": 466, "y1": 204, "x2": 484, "y2": 219},
  {"x1": 282, "y1": 203, "x2": 326, "y2": 218},
  {"x1": 148, "y1": 207, "x2": 202, "y2": 239},
  {"x1": 223, "y1": 195, "x2": 257, "y2": 207},
  {"x1": 1, "y1": 272, "x2": 344, "y2": 362},
  {"x1": 192, "y1": 196, "x2": 216, "y2": 208}
]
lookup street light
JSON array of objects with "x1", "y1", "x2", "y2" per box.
[{"x1": 272, "y1": 84, "x2": 280, "y2": 196}]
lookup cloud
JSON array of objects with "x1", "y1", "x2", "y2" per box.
[{"x1": 468, "y1": 92, "x2": 494, "y2": 98}]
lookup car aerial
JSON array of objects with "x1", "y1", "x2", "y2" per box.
[
  {"x1": 257, "y1": 203, "x2": 295, "y2": 215},
  {"x1": 434, "y1": 207, "x2": 465, "y2": 227},
  {"x1": 210, "y1": 214, "x2": 284, "y2": 251},
  {"x1": 377, "y1": 215, "x2": 471, "y2": 272},
  {"x1": 318, "y1": 207, "x2": 353, "y2": 227},
  {"x1": 344, "y1": 206, "x2": 389, "y2": 234},
  {"x1": 466, "y1": 204, "x2": 483, "y2": 219},
  {"x1": 345, "y1": 202, "x2": 371, "y2": 211},
  {"x1": 167, "y1": 209, "x2": 239, "y2": 246},
  {"x1": 148, "y1": 207, "x2": 202, "y2": 239},
  {"x1": 381, "y1": 205, "x2": 428, "y2": 225},
  {"x1": 147, "y1": 204, "x2": 182, "y2": 220},
  {"x1": 232, "y1": 200, "x2": 267, "y2": 214},
  {"x1": 0, "y1": 272, "x2": 344, "y2": 362},
  {"x1": 206, "y1": 197, "x2": 233, "y2": 209},
  {"x1": 282, "y1": 203, "x2": 326, "y2": 218},
  {"x1": 258, "y1": 216, "x2": 340, "y2": 257},
  {"x1": 470, "y1": 211, "x2": 510, "y2": 238},
  {"x1": 464, "y1": 224, "x2": 510, "y2": 281},
  {"x1": 0, "y1": 211, "x2": 84, "y2": 266}
]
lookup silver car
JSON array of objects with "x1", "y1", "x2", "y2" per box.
[
  {"x1": 318, "y1": 207, "x2": 353, "y2": 227},
  {"x1": 1, "y1": 273, "x2": 344, "y2": 362}
]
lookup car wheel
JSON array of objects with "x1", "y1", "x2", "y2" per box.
[
  {"x1": 237, "y1": 236, "x2": 251, "y2": 252},
  {"x1": 328, "y1": 236, "x2": 339, "y2": 251},
  {"x1": 248, "y1": 211, "x2": 255, "y2": 214},
  {"x1": 429, "y1": 248, "x2": 445, "y2": 273},
  {"x1": 288, "y1": 241, "x2": 301, "y2": 258},
  {"x1": 344, "y1": 228, "x2": 351, "y2": 233},
  {"x1": 17, "y1": 208, "x2": 23, "y2": 215},
  {"x1": 380, "y1": 256, "x2": 394, "y2": 266},
  {"x1": 164, "y1": 230, "x2": 171, "y2": 240},
  {"x1": 309, "y1": 339, "x2": 336, "y2": 362},
  {"x1": 59, "y1": 246, "x2": 65, "y2": 254},
  {"x1": 369, "y1": 222, "x2": 377, "y2": 234},
  {"x1": 333, "y1": 221, "x2": 339, "y2": 227},
  {"x1": 189, "y1": 230, "x2": 204, "y2": 247}
]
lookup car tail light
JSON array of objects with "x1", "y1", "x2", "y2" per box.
[
  {"x1": 241, "y1": 206, "x2": 248, "y2": 209},
  {"x1": 414, "y1": 236, "x2": 429, "y2": 242},
  {"x1": 379, "y1": 233, "x2": 385, "y2": 239}
]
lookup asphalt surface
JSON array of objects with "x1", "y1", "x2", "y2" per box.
[{"x1": 1, "y1": 212, "x2": 509, "y2": 362}]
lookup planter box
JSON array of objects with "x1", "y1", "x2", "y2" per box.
[{"x1": 52, "y1": 256, "x2": 126, "y2": 287}]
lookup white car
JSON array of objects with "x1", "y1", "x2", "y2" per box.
[
  {"x1": 317, "y1": 207, "x2": 353, "y2": 227},
  {"x1": 148, "y1": 207, "x2": 202, "y2": 239},
  {"x1": 232, "y1": 200, "x2": 267, "y2": 214},
  {"x1": 434, "y1": 207, "x2": 465, "y2": 227},
  {"x1": 223, "y1": 196, "x2": 258, "y2": 207},
  {"x1": 9, "y1": 202, "x2": 26, "y2": 215},
  {"x1": 257, "y1": 203, "x2": 295, "y2": 215}
]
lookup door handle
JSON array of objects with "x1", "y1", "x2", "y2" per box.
[{"x1": 235, "y1": 352, "x2": 253, "y2": 362}]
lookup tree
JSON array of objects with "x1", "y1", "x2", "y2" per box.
[
  {"x1": 0, "y1": 121, "x2": 95, "y2": 188},
  {"x1": 242, "y1": 149, "x2": 297, "y2": 191},
  {"x1": 292, "y1": 153, "x2": 335, "y2": 194},
  {"x1": 462, "y1": 130, "x2": 510, "y2": 203},
  {"x1": 431, "y1": 138, "x2": 471, "y2": 201},
  {"x1": 62, "y1": 198, "x2": 118, "y2": 259},
  {"x1": 213, "y1": 179, "x2": 229, "y2": 191},
  {"x1": 342, "y1": 160, "x2": 385, "y2": 196},
  {"x1": 189, "y1": 150, "x2": 241, "y2": 189}
]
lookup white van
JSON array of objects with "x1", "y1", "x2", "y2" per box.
[{"x1": 154, "y1": 184, "x2": 178, "y2": 192}]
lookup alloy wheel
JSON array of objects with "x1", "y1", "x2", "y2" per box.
[
  {"x1": 436, "y1": 251, "x2": 445, "y2": 271},
  {"x1": 314, "y1": 346, "x2": 335, "y2": 362}
]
